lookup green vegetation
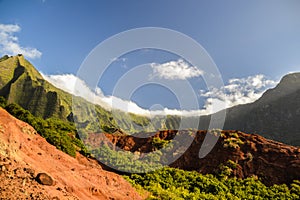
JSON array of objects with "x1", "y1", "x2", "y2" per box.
[
  {"x1": 0, "y1": 55, "x2": 9, "y2": 62},
  {"x1": 125, "y1": 167, "x2": 300, "y2": 200},
  {"x1": 4, "y1": 102, "x2": 88, "y2": 157},
  {"x1": 0, "y1": 55, "x2": 19, "y2": 86},
  {"x1": 216, "y1": 160, "x2": 239, "y2": 180},
  {"x1": 129, "y1": 113, "x2": 151, "y2": 127},
  {"x1": 90, "y1": 144, "x2": 163, "y2": 173},
  {"x1": 0, "y1": 96, "x2": 6, "y2": 108},
  {"x1": 151, "y1": 137, "x2": 170, "y2": 150},
  {"x1": 222, "y1": 132, "x2": 245, "y2": 149},
  {"x1": 87, "y1": 133, "x2": 191, "y2": 173},
  {"x1": 165, "y1": 115, "x2": 181, "y2": 130},
  {"x1": 209, "y1": 129, "x2": 222, "y2": 137}
]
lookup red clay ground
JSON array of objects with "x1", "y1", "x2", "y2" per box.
[{"x1": 0, "y1": 108, "x2": 142, "y2": 200}]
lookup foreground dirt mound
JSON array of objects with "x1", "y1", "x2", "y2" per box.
[
  {"x1": 0, "y1": 108, "x2": 141, "y2": 200},
  {"x1": 96, "y1": 130, "x2": 300, "y2": 186}
]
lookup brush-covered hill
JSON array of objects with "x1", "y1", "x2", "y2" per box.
[
  {"x1": 97, "y1": 129, "x2": 300, "y2": 186},
  {"x1": 0, "y1": 107, "x2": 142, "y2": 199}
]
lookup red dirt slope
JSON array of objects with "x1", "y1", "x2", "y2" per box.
[{"x1": 0, "y1": 108, "x2": 142, "y2": 200}]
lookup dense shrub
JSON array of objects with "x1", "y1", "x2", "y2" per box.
[
  {"x1": 90, "y1": 144, "x2": 163, "y2": 173},
  {"x1": 222, "y1": 132, "x2": 244, "y2": 149},
  {"x1": 151, "y1": 137, "x2": 169, "y2": 150},
  {"x1": 125, "y1": 167, "x2": 300, "y2": 200}
]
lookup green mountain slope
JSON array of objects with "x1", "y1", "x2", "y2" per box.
[
  {"x1": 0, "y1": 54, "x2": 72, "y2": 119},
  {"x1": 0, "y1": 55, "x2": 181, "y2": 133}
]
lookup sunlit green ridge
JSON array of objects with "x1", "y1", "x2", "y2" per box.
[{"x1": 0, "y1": 55, "x2": 180, "y2": 133}]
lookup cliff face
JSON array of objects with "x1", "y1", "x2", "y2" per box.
[
  {"x1": 0, "y1": 108, "x2": 142, "y2": 199},
  {"x1": 0, "y1": 55, "x2": 72, "y2": 119},
  {"x1": 99, "y1": 130, "x2": 300, "y2": 186}
]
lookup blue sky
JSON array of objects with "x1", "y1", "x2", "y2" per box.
[{"x1": 1, "y1": 0, "x2": 300, "y2": 114}]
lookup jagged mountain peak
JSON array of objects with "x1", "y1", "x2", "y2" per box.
[
  {"x1": 0, "y1": 55, "x2": 73, "y2": 119},
  {"x1": 0, "y1": 55, "x2": 43, "y2": 85},
  {"x1": 16, "y1": 54, "x2": 44, "y2": 80}
]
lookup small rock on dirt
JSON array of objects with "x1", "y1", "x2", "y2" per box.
[{"x1": 36, "y1": 173, "x2": 54, "y2": 186}]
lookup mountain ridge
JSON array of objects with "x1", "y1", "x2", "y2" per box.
[
  {"x1": 1, "y1": 55, "x2": 300, "y2": 146},
  {"x1": 223, "y1": 73, "x2": 300, "y2": 145},
  {"x1": 0, "y1": 54, "x2": 72, "y2": 119},
  {"x1": 0, "y1": 55, "x2": 174, "y2": 133},
  {"x1": 196, "y1": 72, "x2": 300, "y2": 146}
]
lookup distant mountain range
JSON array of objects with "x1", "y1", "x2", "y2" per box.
[
  {"x1": 0, "y1": 55, "x2": 299, "y2": 146},
  {"x1": 199, "y1": 72, "x2": 300, "y2": 146},
  {"x1": 224, "y1": 73, "x2": 300, "y2": 146}
]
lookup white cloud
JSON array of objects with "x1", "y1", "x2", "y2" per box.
[
  {"x1": 41, "y1": 73, "x2": 209, "y2": 116},
  {"x1": 42, "y1": 73, "x2": 110, "y2": 110},
  {"x1": 200, "y1": 74, "x2": 278, "y2": 110},
  {"x1": 41, "y1": 73, "x2": 152, "y2": 115},
  {"x1": 0, "y1": 24, "x2": 42, "y2": 59},
  {"x1": 151, "y1": 59, "x2": 203, "y2": 80},
  {"x1": 111, "y1": 57, "x2": 127, "y2": 63},
  {"x1": 111, "y1": 57, "x2": 128, "y2": 68},
  {"x1": 41, "y1": 73, "x2": 277, "y2": 117}
]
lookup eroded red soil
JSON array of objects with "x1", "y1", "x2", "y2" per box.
[{"x1": 0, "y1": 108, "x2": 142, "y2": 200}]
